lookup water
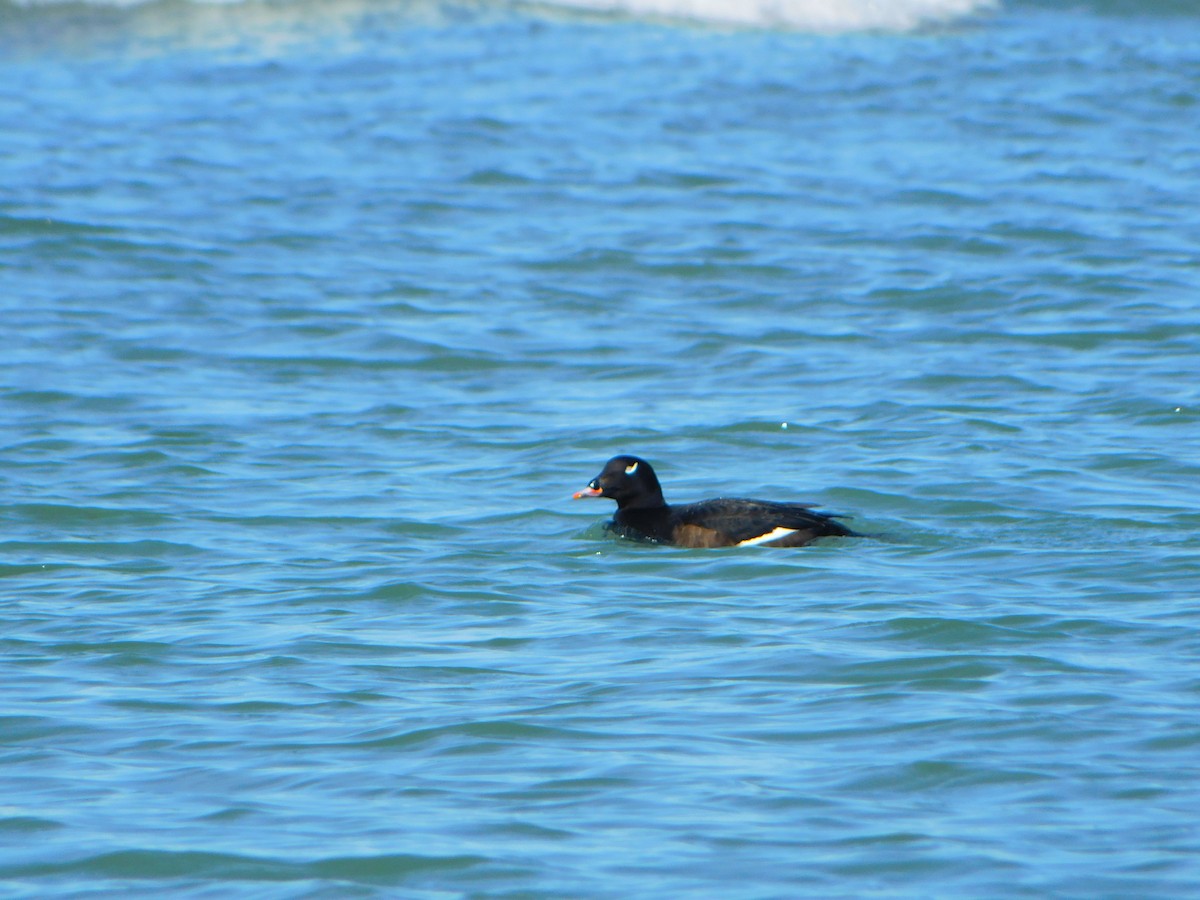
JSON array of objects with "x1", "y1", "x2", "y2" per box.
[{"x1": 3, "y1": 0, "x2": 1199, "y2": 895}]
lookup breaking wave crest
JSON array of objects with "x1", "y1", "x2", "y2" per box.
[
  {"x1": 2, "y1": 0, "x2": 999, "y2": 34},
  {"x1": 535, "y1": 0, "x2": 999, "y2": 31}
]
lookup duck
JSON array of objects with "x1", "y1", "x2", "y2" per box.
[{"x1": 573, "y1": 455, "x2": 857, "y2": 548}]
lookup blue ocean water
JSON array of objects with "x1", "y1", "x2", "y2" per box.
[{"x1": 2, "y1": 0, "x2": 1199, "y2": 895}]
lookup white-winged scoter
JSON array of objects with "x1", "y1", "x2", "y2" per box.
[{"x1": 573, "y1": 455, "x2": 857, "y2": 548}]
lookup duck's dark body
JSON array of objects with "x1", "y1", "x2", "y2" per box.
[{"x1": 574, "y1": 455, "x2": 856, "y2": 549}]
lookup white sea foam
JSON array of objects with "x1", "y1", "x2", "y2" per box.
[{"x1": 538, "y1": 0, "x2": 998, "y2": 31}]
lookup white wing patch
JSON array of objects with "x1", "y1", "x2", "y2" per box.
[
  {"x1": 624, "y1": 462, "x2": 639, "y2": 475},
  {"x1": 735, "y1": 527, "x2": 797, "y2": 547}
]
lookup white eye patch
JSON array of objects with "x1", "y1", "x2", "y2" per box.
[{"x1": 624, "y1": 462, "x2": 639, "y2": 475}]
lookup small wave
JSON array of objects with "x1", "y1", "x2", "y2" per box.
[
  {"x1": 534, "y1": 0, "x2": 999, "y2": 31},
  {"x1": 0, "y1": 848, "x2": 492, "y2": 884},
  {"x1": 1, "y1": 0, "x2": 997, "y2": 32}
]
